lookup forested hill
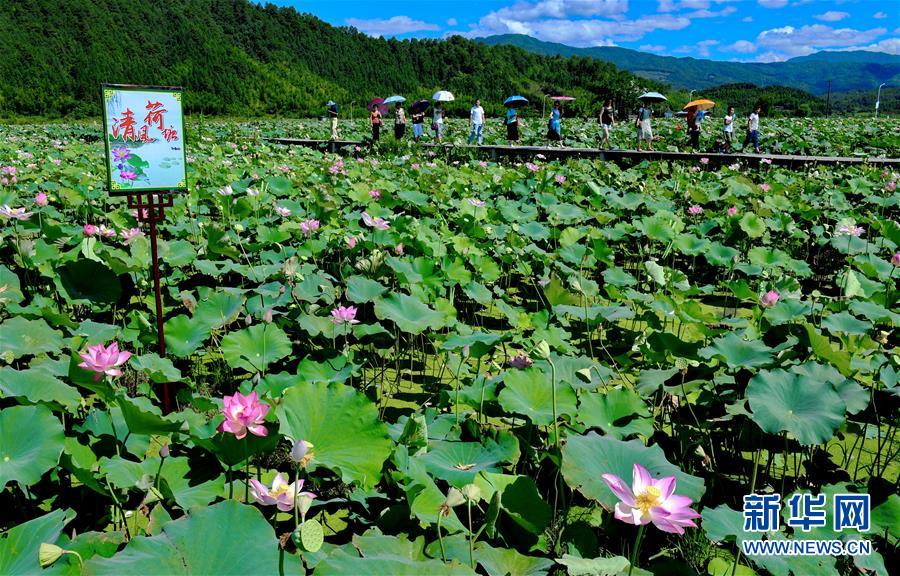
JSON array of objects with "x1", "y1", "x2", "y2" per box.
[
  {"x1": 478, "y1": 34, "x2": 900, "y2": 96},
  {"x1": 0, "y1": 0, "x2": 659, "y2": 118}
]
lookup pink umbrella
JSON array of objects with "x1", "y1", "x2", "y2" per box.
[
  {"x1": 368, "y1": 97, "x2": 388, "y2": 114},
  {"x1": 550, "y1": 96, "x2": 576, "y2": 101}
]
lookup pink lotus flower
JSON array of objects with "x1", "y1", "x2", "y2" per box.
[
  {"x1": 112, "y1": 146, "x2": 131, "y2": 163},
  {"x1": 78, "y1": 341, "x2": 132, "y2": 382},
  {"x1": 346, "y1": 235, "x2": 359, "y2": 249},
  {"x1": 761, "y1": 158, "x2": 772, "y2": 165},
  {"x1": 467, "y1": 198, "x2": 486, "y2": 208},
  {"x1": 728, "y1": 162, "x2": 740, "y2": 170},
  {"x1": 891, "y1": 252, "x2": 900, "y2": 266},
  {"x1": 331, "y1": 304, "x2": 359, "y2": 325},
  {"x1": 836, "y1": 224, "x2": 865, "y2": 237},
  {"x1": 83, "y1": 224, "x2": 98, "y2": 236},
  {"x1": 526, "y1": 162, "x2": 540, "y2": 173},
  {"x1": 688, "y1": 205, "x2": 703, "y2": 216},
  {"x1": 362, "y1": 212, "x2": 390, "y2": 230},
  {"x1": 275, "y1": 206, "x2": 291, "y2": 217},
  {"x1": 119, "y1": 170, "x2": 137, "y2": 181},
  {"x1": 411, "y1": 163, "x2": 421, "y2": 170},
  {"x1": 249, "y1": 473, "x2": 316, "y2": 512},
  {"x1": 479, "y1": 161, "x2": 488, "y2": 168},
  {"x1": 120, "y1": 227, "x2": 145, "y2": 245},
  {"x1": 34, "y1": 192, "x2": 49, "y2": 206},
  {"x1": 759, "y1": 290, "x2": 780, "y2": 308},
  {"x1": 508, "y1": 353, "x2": 533, "y2": 369},
  {"x1": 555, "y1": 175, "x2": 566, "y2": 184},
  {"x1": 727, "y1": 206, "x2": 738, "y2": 216},
  {"x1": 1, "y1": 166, "x2": 17, "y2": 176},
  {"x1": 98, "y1": 225, "x2": 116, "y2": 238},
  {"x1": 601, "y1": 463, "x2": 700, "y2": 534},
  {"x1": 887, "y1": 181, "x2": 897, "y2": 192},
  {"x1": 291, "y1": 439, "x2": 314, "y2": 466},
  {"x1": 217, "y1": 185, "x2": 233, "y2": 196},
  {"x1": 218, "y1": 391, "x2": 269, "y2": 440},
  {"x1": 370, "y1": 189, "x2": 381, "y2": 200},
  {"x1": 759, "y1": 183, "x2": 771, "y2": 192},
  {"x1": 700, "y1": 157, "x2": 709, "y2": 165},
  {"x1": 299, "y1": 219, "x2": 320, "y2": 236},
  {"x1": 51, "y1": 158, "x2": 62, "y2": 166},
  {"x1": 0, "y1": 205, "x2": 33, "y2": 221}
]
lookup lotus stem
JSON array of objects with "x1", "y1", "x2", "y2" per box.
[{"x1": 629, "y1": 524, "x2": 645, "y2": 576}]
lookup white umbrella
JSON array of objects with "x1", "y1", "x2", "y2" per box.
[{"x1": 433, "y1": 91, "x2": 455, "y2": 102}]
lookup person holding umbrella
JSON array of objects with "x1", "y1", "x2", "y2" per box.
[
  {"x1": 369, "y1": 98, "x2": 384, "y2": 142},
  {"x1": 468, "y1": 99, "x2": 485, "y2": 145},
  {"x1": 327, "y1": 100, "x2": 339, "y2": 140},
  {"x1": 433, "y1": 103, "x2": 445, "y2": 142},
  {"x1": 503, "y1": 95, "x2": 527, "y2": 145},
  {"x1": 687, "y1": 107, "x2": 701, "y2": 150},
  {"x1": 635, "y1": 102, "x2": 653, "y2": 151},
  {"x1": 548, "y1": 101, "x2": 563, "y2": 145},
  {"x1": 599, "y1": 99, "x2": 615, "y2": 149}
]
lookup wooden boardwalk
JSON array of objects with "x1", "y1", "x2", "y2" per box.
[{"x1": 264, "y1": 138, "x2": 899, "y2": 168}]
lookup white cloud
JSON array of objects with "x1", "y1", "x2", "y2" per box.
[
  {"x1": 723, "y1": 39, "x2": 757, "y2": 53},
  {"x1": 754, "y1": 24, "x2": 887, "y2": 59},
  {"x1": 483, "y1": 0, "x2": 629, "y2": 23},
  {"x1": 674, "y1": 39, "x2": 719, "y2": 56},
  {"x1": 815, "y1": 11, "x2": 849, "y2": 22},
  {"x1": 873, "y1": 11, "x2": 887, "y2": 19},
  {"x1": 758, "y1": 0, "x2": 787, "y2": 7},
  {"x1": 742, "y1": 16, "x2": 753, "y2": 22},
  {"x1": 837, "y1": 38, "x2": 900, "y2": 55},
  {"x1": 467, "y1": 10, "x2": 692, "y2": 46},
  {"x1": 657, "y1": 0, "x2": 736, "y2": 11},
  {"x1": 345, "y1": 16, "x2": 440, "y2": 37},
  {"x1": 639, "y1": 44, "x2": 668, "y2": 52},
  {"x1": 447, "y1": 18, "x2": 458, "y2": 26},
  {"x1": 685, "y1": 6, "x2": 737, "y2": 18}
]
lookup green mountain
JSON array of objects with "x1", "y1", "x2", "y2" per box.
[
  {"x1": 0, "y1": 0, "x2": 659, "y2": 118},
  {"x1": 477, "y1": 34, "x2": 900, "y2": 96}
]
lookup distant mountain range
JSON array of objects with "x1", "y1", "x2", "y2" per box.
[{"x1": 477, "y1": 34, "x2": 900, "y2": 96}]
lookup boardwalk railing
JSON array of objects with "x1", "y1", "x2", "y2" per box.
[{"x1": 263, "y1": 138, "x2": 899, "y2": 168}]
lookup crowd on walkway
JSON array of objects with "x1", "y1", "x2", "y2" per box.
[{"x1": 327, "y1": 96, "x2": 764, "y2": 153}]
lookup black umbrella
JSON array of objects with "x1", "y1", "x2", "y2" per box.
[{"x1": 409, "y1": 99, "x2": 430, "y2": 114}]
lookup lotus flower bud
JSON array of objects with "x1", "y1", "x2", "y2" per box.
[
  {"x1": 159, "y1": 443, "x2": 170, "y2": 458},
  {"x1": 534, "y1": 340, "x2": 551, "y2": 360},
  {"x1": 291, "y1": 439, "x2": 314, "y2": 467},
  {"x1": 461, "y1": 484, "x2": 481, "y2": 502}
]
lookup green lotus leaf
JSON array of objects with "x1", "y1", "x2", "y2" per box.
[
  {"x1": 699, "y1": 332, "x2": 774, "y2": 369},
  {"x1": 277, "y1": 381, "x2": 391, "y2": 488},
  {"x1": 0, "y1": 509, "x2": 74, "y2": 575},
  {"x1": 739, "y1": 213, "x2": 766, "y2": 238},
  {"x1": 746, "y1": 368, "x2": 846, "y2": 445},
  {"x1": 476, "y1": 543, "x2": 554, "y2": 576},
  {"x1": 221, "y1": 323, "x2": 292, "y2": 373},
  {"x1": 345, "y1": 275, "x2": 388, "y2": 303},
  {"x1": 57, "y1": 259, "x2": 121, "y2": 305},
  {"x1": 313, "y1": 546, "x2": 474, "y2": 575},
  {"x1": 0, "y1": 366, "x2": 81, "y2": 409},
  {"x1": 557, "y1": 555, "x2": 651, "y2": 576},
  {"x1": 117, "y1": 394, "x2": 183, "y2": 435},
  {"x1": 0, "y1": 405, "x2": 65, "y2": 488},
  {"x1": 0, "y1": 265, "x2": 24, "y2": 306},
  {"x1": 821, "y1": 311, "x2": 872, "y2": 335},
  {"x1": 374, "y1": 293, "x2": 448, "y2": 334},
  {"x1": 163, "y1": 314, "x2": 211, "y2": 357},
  {"x1": 193, "y1": 290, "x2": 245, "y2": 330},
  {"x1": 441, "y1": 331, "x2": 503, "y2": 358},
  {"x1": 561, "y1": 433, "x2": 705, "y2": 509},
  {"x1": 473, "y1": 472, "x2": 551, "y2": 535},
  {"x1": 422, "y1": 436, "x2": 519, "y2": 488},
  {"x1": 130, "y1": 353, "x2": 183, "y2": 383},
  {"x1": 0, "y1": 316, "x2": 64, "y2": 360},
  {"x1": 497, "y1": 368, "x2": 578, "y2": 426},
  {"x1": 577, "y1": 387, "x2": 653, "y2": 440},
  {"x1": 86, "y1": 501, "x2": 280, "y2": 575}
]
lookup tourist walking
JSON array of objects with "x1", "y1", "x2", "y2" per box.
[
  {"x1": 468, "y1": 99, "x2": 485, "y2": 145},
  {"x1": 433, "y1": 103, "x2": 445, "y2": 143},
  {"x1": 743, "y1": 105, "x2": 761, "y2": 153},
  {"x1": 394, "y1": 102, "x2": 406, "y2": 140},
  {"x1": 599, "y1": 99, "x2": 615, "y2": 149},
  {"x1": 547, "y1": 101, "x2": 562, "y2": 144},
  {"x1": 635, "y1": 103, "x2": 653, "y2": 151},
  {"x1": 723, "y1": 106, "x2": 735, "y2": 152},
  {"x1": 506, "y1": 106, "x2": 519, "y2": 144},
  {"x1": 370, "y1": 103, "x2": 383, "y2": 142},
  {"x1": 327, "y1": 101, "x2": 339, "y2": 140},
  {"x1": 687, "y1": 108, "x2": 701, "y2": 150}
]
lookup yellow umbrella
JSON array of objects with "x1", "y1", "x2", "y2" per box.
[{"x1": 683, "y1": 99, "x2": 715, "y2": 111}]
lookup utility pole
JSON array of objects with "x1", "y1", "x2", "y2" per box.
[
  {"x1": 825, "y1": 81, "x2": 832, "y2": 116},
  {"x1": 875, "y1": 83, "x2": 886, "y2": 117}
]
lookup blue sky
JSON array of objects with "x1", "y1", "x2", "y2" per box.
[{"x1": 271, "y1": 0, "x2": 898, "y2": 61}]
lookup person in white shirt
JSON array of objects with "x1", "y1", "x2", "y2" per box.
[
  {"x1": 743, "y1": 104, "x2": 761, "y2": 153},
  {"x1": 723, "y1": 106, "x2": 735, "y2": 152},
  {"x1": 468, "y1": 100, "x2": 485, "y2": 145}
]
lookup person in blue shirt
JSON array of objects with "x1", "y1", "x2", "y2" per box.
[
  {"x1": 506, "y1": 107, "x2": 519, "y2": 144},
  {"x1": 548, "y1": 101, "x2": 562, "y2": 144}
]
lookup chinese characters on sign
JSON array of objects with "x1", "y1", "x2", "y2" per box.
[
  {"x1": 101, "y1": 85, "x2": 187, "y2": 195},
  {"x1": 742, "y1": 492, "x2": 870, "y2": 532}
]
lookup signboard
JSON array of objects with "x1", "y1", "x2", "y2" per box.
[{"x1": 101, "y1": 84, "x2": 187, "y2": 195}]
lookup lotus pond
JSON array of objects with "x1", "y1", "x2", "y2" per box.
[{"x1": 0, "y1": 120, "x2": 898, "y2": 575}]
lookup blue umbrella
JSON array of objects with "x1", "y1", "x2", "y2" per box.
[
  {"x1": 326, "y1": 100, "x2": 336, "y2": 106},
  {"x1": 504, "y1": 95, "x2": 529, "y2": 108},
  {"x1": 383, "y1": 95, "x2": 406, "y2": 104}
]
